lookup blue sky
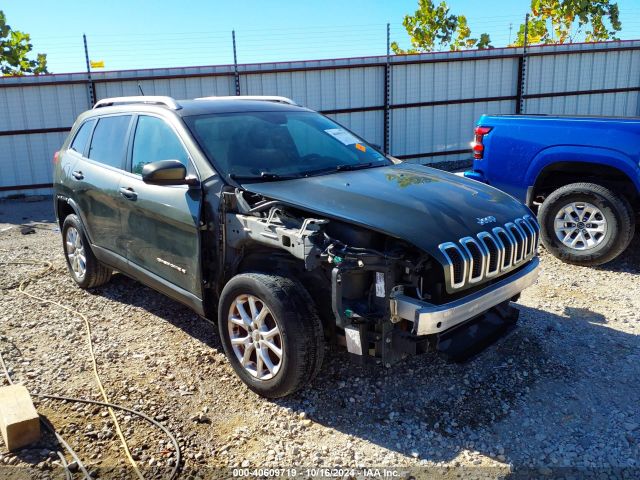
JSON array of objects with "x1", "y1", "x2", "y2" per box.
[{"x1": 4, "y1": 0, "x2": 640, "y2": 74}]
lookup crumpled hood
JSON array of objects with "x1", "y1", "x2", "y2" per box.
[{"x1": 242, "y1": 163, "x2": 533, "y2": 256}]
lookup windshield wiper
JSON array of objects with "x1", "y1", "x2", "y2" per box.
[
  {"x1": 303, "y1": 162, "x2": 383, "y2": 177},
  {"x1": 229, "y1": 172, "x2": 300, "y2": 182},
  {"x1": 335, "y1": 162, "x2": 375, "y2": 171}
]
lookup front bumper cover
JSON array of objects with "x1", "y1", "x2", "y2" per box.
[{"x1": 390, "y1": 257, "x2": 540, "y2": 336}]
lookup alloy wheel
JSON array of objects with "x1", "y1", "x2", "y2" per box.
[
  {"x1": 65, "y1": 226, "x2": 87, "y2": 278},
  {"x1": 554, "y1": 202, "x2": 607, "y2": 251},
  {"x1": 227, "y1": 294, "x2": 283, "y2": 380}
]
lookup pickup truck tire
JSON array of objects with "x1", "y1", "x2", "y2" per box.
[
  {"x1": 218, "y1": 273, "x2": 325, "y2": 398},
  {"x1": 61, "y1": 214, "x2": 113, "y2": 288},
  {"x1": 538, "y1": 182, "x2": 635, "y2": 266}
]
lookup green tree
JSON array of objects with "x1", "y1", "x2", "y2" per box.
[
  {"x1": 513, "y1": 0, "x2": 621, "y2": 46},
  {"x1": 391, "y1": 0, "x2": 493, "y2": 54},
  {"x1": 1, "y1": 10, "x2": 48, "y2": 75}
]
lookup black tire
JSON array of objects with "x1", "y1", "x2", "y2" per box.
[
  {"x1": 538, "y1": 182, "x2": 635, "y2": 266},
  {"x1": 61, "y1": 214, "x2": 112, "y2": 288},
  {"x1": 218, "y1": 273, "x2": 325, "y2": 398}
]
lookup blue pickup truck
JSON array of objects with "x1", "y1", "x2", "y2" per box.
[{"x1": 465, "y1": 114, "x2": 639, "y2": 266}]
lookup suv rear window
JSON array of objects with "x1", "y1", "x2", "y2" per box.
[
  {"x1": 69, "y1": 119, "x2": 95, "y2": 155},
  {"x1": 88, "y1": 115, "x2": 131, "y2": 169}
]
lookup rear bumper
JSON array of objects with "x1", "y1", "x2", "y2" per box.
[{"x1": 390, "y1": 257, "x2": 539, "y2": 336}]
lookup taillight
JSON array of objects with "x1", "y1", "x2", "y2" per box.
[
  {"x1": 471, "y1": 126, "x2": 492, "y2": 160},
  {"x1": 53, "y1": 151, "x2": 60, "y2": 164}
]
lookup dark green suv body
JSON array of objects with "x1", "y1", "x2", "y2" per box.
[{"x1": 54, "y1": 96, "x2": 540, "y2": 397}]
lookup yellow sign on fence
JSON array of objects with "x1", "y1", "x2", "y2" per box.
[{"x1": 90, "y1": 60, "x2": 105, "y2": 69}]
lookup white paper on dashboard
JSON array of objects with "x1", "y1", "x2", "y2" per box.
[{"x1": 325, "y1": 128, "x2": 359, "y2": 145}]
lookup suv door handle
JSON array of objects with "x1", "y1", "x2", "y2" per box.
[
  {"x1": 119, "y1": 187, "x2": 138, "y2": 200},
  {"x1": 72, "y1": 170, "x2": 84, "y2": 180}
]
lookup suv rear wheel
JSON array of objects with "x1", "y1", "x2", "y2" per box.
[
  {"x1": 218, "y1": 273, "x2": 324, "y2": 398},
  {"x1": 62, "y1": 214, "x2": 112, "y2": 288},
  {"x1": 538, "y1": 182, "x2": 635, "y2": 266}
]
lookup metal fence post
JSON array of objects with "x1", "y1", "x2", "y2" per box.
[
  {"x1": 232, "y1": 30, "x2": 241, "y2": 96},
  {"x1": 516, "y1": 13, "x2": 529, "y2": 114},
  {"x1": 82, "y1": 34, "x2": 96, "y2": 107},
  {"x1": 383, "y1": 23, "x2": 391, "y2": 154}
]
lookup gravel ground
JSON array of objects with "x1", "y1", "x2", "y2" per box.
[{"x1": 0, "y1": 198, "x2": 639, "y2": 479}]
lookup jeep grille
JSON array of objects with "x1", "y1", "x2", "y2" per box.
[{"x1": 438, "y1": 215, "x2": 539, "y2": 291}]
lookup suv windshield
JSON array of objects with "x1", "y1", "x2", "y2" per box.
[{"x1": 184, "y1": 111, "x2": 390, "y2": 180}]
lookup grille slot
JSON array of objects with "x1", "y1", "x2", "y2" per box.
[
  {"x1": 523, "y1": 215, "x2": 540, "y2": 255},
  {"x1": 493, "y1": 227, "x2": 514, "y2": 270},
  {"x1": 478, "y1": 232, "x2": 501, "y2": 277},
  {"x1": 438, "y1": 242, "x2": 467, "y2": 288},
  {"x1": 438, "y1": 216, "x2": 540, "y2": 291},
  {"x1": 460, "y1": 237, "x2": 486, "y2": 283},
  {"x1": 506, "y1": 222, "x2": 527, "y2": 263},
  {"x1": 517, "y1": 218, "x2": 536, "y2": 256},
  {"x1": 445, "y1": 247, "x2": 465, "y2": 285}
]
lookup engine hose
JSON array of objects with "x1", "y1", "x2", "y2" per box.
[{"x1": 0, "y1": 260, "x2": 181, "y2": 479}]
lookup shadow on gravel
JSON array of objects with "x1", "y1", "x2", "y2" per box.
[
  {"x1": 276, "y1": 305, "x2": 640, "y2": 475},
  {"x1": 563, "y1": 307, "x2": 607, "y2": 324},
  {"x1": 593, "y1": 232, "x2": 640, "y2": 274},
  {"x1": 0, "y1": 198, "x2": 56, "y2": 229},
  {"x1": 95, "y1": 272, "x2": 222, "y2": 351}
]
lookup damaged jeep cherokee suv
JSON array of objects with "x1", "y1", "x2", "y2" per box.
[{"x1": 54, "y1": 95, "x2": 540, "y2": 398}]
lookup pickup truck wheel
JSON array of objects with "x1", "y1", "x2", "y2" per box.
[
  {"x1": 62, "y1": 214, "x2": 113, "y2": 288},
  {"x1": 538, "y1": 182, "x2": 635, "y2": 266},
  {"x1": 218, "y1": 273, "x2": 325, "y2": 398}
]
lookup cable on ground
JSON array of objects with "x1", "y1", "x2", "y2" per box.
[
  {"x1": 1, "y1": 347, "x2": 90, "y2": 480},
  {"x1": 0, "y1": 260, "x2": 182, "y2": 479}
]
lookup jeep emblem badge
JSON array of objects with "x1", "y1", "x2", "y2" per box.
[{"x1": 476, "y1": 215, "x2": 497, "y2": 225}]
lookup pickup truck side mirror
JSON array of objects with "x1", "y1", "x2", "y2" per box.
[{"x1": 141, "y1": 160, "x2": 198, "y2": 186}]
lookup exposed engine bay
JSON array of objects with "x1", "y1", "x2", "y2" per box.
[{"x1": 219, "y1": 188, "x2": 537, "y2": 365}]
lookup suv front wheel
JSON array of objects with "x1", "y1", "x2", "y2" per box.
[
  {"x1": 62, "y1": 214, "x2": 112, "y2": 288},
  {"x1": 218, "y1": 273, "x2": 324, "y2": 398},
  {"x1": 538, "y1": 182, "x2": 635, "y2": 266}
]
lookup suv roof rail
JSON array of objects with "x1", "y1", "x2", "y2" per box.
[
  {"x1": 93, "y1": 96, "x2": 182, "y2": 110},
  {"x1": 195, "y1": 95, "x2": 297, "y2": 106}
]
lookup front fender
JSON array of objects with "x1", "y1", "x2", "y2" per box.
[{"x1": 525, "y1": 145, "x2": 640, "y2": 190}]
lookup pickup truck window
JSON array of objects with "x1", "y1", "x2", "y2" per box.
[
  {"x1": 131, "y1": 115, "x2": 190, "y2": 174},
  {"x1": 185, "y1": 111, "x2": 389, "y2": 179},
  {"x1": 88, "y1": 115, "x2": 132, "y2": 170}
]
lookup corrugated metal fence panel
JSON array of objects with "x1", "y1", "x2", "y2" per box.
[
  {"x1": 0, "y1": 131, "x2": 66, "y2": 190},
  {"x1": 526, "y1": 48, "x2": 640, "y2": 95},
  {"x1": 523, "y1": 41, "x2": 640, "y2": 116},
  {"x1": 392, "y1": 56, "x2": 519, "y2": 104},
  {"x1": 2, "y1": 41, "x2": 640, "y2": 195},
  {"x1": 391, "y1": 99, "x2": 515, "y2": 162},
  {"x1": 241, "y1": 66, "x2": 384, "y2": 111},
  {"x1": 525, "y1": 92, "x2": 640, "y2": 116},
  {"x1": 0, "y1": 83, "x2": 88, "y2": 131},
  {"x1": 95, "y1": 75, "x2": 235, "y2": 100}
]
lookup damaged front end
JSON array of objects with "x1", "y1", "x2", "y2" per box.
[{"x1": 220, "y1": 187, "x2": 539, "y2": 366}]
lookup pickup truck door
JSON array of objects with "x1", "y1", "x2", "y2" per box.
[{"x1": 118, "y1": 114, "x2": 203, "y2": 306}]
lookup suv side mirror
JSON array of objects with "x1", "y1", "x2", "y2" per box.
[{"x1": 142, "y1": 160, "x2": 196, "y2": 186}]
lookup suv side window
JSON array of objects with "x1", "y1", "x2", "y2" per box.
[
  {"x1": 69, "y1": 119, "x2": 96, "y2": 156},
  {"x1": 88, "y1": 115, "x2": 132, "y2": 169},
  {"x1": 131, "y1": 116, "x2": 190, "y2": 175}
]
